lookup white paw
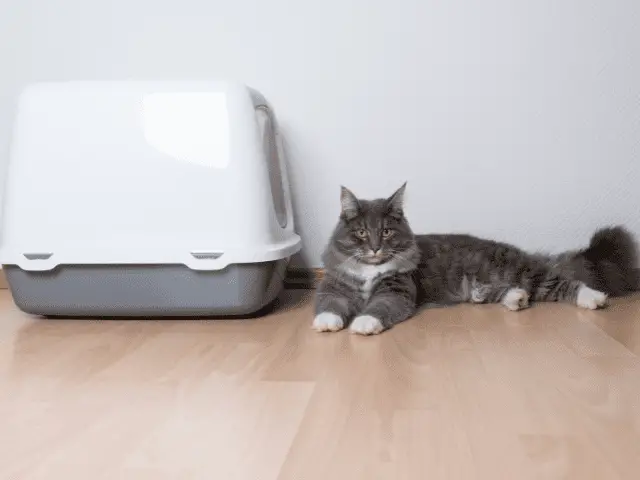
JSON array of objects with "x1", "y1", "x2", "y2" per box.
[
  {"x1": 501, "y1": 288, "x2": 530, "y2": 311},
  {"x1": 576, "y1": 285, "x2": 608, "y2": 310},
  {"x1": 349, "y1": 315, "x2": 384, "y2": 336},
  {"x1": 312, "y1": 312, "x2": 344, "y2": 332}
]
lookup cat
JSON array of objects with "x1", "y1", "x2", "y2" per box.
[{"x1": 313, "y1": 183, "x2": 638, "y2": 335}]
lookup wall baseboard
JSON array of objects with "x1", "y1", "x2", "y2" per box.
[
  {"x1": 283, "y1": 267, "x2": 640, "y2": 291},
  {"x1": 284, "y1": 267, "x2": 324, "y2": 289}
]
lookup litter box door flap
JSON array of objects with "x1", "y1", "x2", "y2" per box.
[{"x1": 0, "y1": 81, "x2": 300, "y2": 271}]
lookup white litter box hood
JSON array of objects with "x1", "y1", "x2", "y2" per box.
[{"x1": 1, "y1": 80, "x2": 301, "y2": 272}]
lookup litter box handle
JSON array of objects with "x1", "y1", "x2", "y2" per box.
[
  {"x1": 185, "y1": 251, "x2": 230, "y2": 271},
  {"x1": 249, "y1": 90, "x2": 296, "y2": 232}
]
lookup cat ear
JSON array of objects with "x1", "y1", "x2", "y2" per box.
[
  {"x1": 340, "y1": 186, "x2": 360, "y2": 220},
  {"x1": 387, "y1": 182, "x2": 407, "y2": 215}
]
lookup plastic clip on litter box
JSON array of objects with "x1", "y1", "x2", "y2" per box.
[{"x1": 0, "y1": 80, "x2": 301, "y2": 316}]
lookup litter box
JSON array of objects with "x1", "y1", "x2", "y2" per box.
[{"x1": 0, "y1": 81, "x2": 301, "y2": 316}]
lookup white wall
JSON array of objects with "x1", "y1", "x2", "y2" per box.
[{"x1": 1, "y1": 0, "x2": 639, "y2": 267}]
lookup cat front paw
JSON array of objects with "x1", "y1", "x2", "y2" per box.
[
  {"x1": 576, "y1": 286, "x2": 608, "y2": 310},
  {"x1": 312, "y1": 312, "x2": 344, "y2": 332},
  {"x1": 350, "y1": 315, "x2": 384, "y2": 336}
]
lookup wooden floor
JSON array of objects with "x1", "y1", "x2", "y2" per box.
[{"x1": 1, "y1": 290, "x2": 640, "y2": 479}]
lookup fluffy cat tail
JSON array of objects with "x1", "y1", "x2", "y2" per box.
[{"x1": 579, "y1": 226, "x2": 638, "y2": 296}]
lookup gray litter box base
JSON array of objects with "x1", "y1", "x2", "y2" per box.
[{"x1": 3, "y1": 260, "x2": 287, "y2": 317}]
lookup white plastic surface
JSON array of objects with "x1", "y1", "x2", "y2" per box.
[{"x1": 0, "y1": 81, "x2": 301, "y2": 271}]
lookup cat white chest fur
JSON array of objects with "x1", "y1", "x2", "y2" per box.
[{"x1": 340, "y1": 261, "x2": 400, "y2": 301}]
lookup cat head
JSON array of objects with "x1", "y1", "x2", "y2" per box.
[{"x1": 327, "y1": 183, "x2": 417, "y2": 266}]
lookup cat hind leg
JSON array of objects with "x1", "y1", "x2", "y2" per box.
[
  {"x1": 500, "y1": 287, "x2": 530, "y2": 311},
  {"x1": 469, "y1": 281, "x2": 530, "y2": 311}
]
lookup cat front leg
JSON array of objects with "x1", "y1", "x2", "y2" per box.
[
  {"x1": 313, "y1": 282, "x2": 358, "y2": 333},
  {"x1": 350, "y1": 276, "x2": 416, "y2": 336}
]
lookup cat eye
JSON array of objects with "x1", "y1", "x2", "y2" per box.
[
  {"x1": 382, "y1": 228, "x2": 393, "y2": 238},
  {"x1": 355, "y1": 229, "x2": 368, "y2": 238}
]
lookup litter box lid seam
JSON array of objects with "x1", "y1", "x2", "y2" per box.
[{"x1": 4, "y1": 236, "x2": 301, "y2": 272}]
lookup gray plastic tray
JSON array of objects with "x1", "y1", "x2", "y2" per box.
[{"x1": 3, "y1": 260, "x2": 287, "y2": 317}]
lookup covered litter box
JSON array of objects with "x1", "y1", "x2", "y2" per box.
[{"x1": 0, "y1": 81, "x2": 301, "y2": 316}]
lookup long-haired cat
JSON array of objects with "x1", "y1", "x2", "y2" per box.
[{"x1": 313, "y1": 184, "x2": 638, "y2": 335}]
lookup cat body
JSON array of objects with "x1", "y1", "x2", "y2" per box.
[{"x1": 313, "y1": 184, "x2": 638, "y2": 335}]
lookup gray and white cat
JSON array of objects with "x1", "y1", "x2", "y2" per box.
[{"x1": 313, "y1": 184, "x2": 638, "y2": 335}]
